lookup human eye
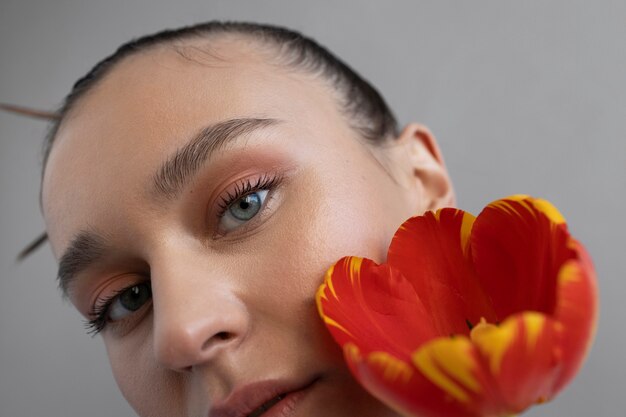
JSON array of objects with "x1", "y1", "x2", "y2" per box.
[
  {"x1": 214, "y1": 173, "x2": 283, "y2": 235},
  {"x1": 85, "y1": 281, "x2": 152, "y2": 337}
]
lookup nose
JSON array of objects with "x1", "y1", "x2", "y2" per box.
[{"x1": 151, "y1": 255, "x2": 250, "y2": 371}]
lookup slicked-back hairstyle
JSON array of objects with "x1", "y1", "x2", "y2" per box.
[
  {"x1": 19, "y1": 20, "x2": 401, "y2": 260},
  {"x1": 42, "y1": 20, "x2": 400, "y2": 177}
]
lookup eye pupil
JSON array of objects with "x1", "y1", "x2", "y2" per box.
[
  {"x1": 119, "y1": 283, "x2": 151, "y2": 312},
  {"x1": 229, "y1": 193, "x2": 262, "y2": 221}
]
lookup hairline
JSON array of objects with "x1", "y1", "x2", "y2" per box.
[
  {"x1": 42, "y1": 31, "x2": 393, "y2": 183},
  {"x1": 25, "y1": 22, "x2": 401, "y2": 262}
]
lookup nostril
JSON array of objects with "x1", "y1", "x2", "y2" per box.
[
  {"x1": 215, "y1": 331, "x2": 230, "y2": 340},
  {"x1": 201, "y1": 331, "x2": 232, "y2": 351}
]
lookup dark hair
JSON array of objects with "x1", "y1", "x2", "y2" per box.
[
  {"x1": 43, "y1": 20, "x2": 399, "y2": 175},
  {"x1": 19, "y1": 20, "x2": 400, "y2": 259}
]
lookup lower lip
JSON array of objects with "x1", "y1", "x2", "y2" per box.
[{"x1": 260, "y1": 379, "x2": 317, "y2": 417}]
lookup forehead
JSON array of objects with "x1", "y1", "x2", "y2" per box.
[{"x1": 41, "y1": 38, "x2": 352, "y2": 257}]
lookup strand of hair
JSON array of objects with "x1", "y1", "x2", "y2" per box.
[
  {"x1": 0, "y1": 103, "x2": 59, "y2": 120},
  {"x1": 16, "y1": 232, "x2": 48, "y2": 262}
]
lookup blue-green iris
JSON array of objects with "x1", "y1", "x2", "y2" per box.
[{"x1": 229, "y1": 192, "x2": 262, "y2": 220}]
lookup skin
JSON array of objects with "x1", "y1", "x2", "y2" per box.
[{"x1": 42, "y1": 35, "x2": 455, "y2": 417}]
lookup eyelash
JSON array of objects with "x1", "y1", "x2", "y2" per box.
[
  {"x1": 83, "y1": 172, "x2": 283, "y2": 336},
  {"x1": 214, "y1": 173, "x2": 283, "y2": 221},
  {"x1": 84, "y1": 286, "x2": 133, "y2": 337}
]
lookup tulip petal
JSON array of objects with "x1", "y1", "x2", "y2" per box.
[
  {"x1": 317, "y1": 257, "x2": 459, "y2": 417},
  {"x1": 344, "y1": 342, "x2": 479, "y2": 417},
  {"x1": 316, "y1": 256, "x2": 438, "y2": 361},
  {"x1": 552, "y1": 239, "x2": 598, "y2": 392},
  {"x1": 342, "y1": 343, "x2": 418, "y2": 416},
  {"x1": 470, "y1": 312, "x2": 562, "y2": 413},
  {"x1": 388, "y1": 209, "x2": 496, "y2": 336},
  {"x1": 471, "y1": 196, "x2": 575, "y2": 319},
  {"x1": 413, "y1": 337, "x2": 482, "y2": 404}
]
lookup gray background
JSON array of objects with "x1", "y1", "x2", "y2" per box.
[{"x1": 1, "y1": 1, "x2": 624, "y2": 416}]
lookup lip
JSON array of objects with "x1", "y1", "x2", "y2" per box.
[{"x1": 209, "y1": 376, "x2": 319, "y2": 417}]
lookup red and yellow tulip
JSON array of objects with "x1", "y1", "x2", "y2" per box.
[{"x1": 316, "y1": 195, "x2": 598, "y2": 417}]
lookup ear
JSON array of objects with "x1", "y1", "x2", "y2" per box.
[{"x1": 393, "y1": 123, "x2": 456, "y2": 212}]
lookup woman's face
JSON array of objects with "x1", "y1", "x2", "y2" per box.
[{"x1": 42, "y1": 38, "x2": 451, "y2": 417}]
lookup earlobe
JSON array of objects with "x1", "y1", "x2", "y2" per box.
[{"x1": 396, "y1": 123, "x2": 456, "y2": 212}]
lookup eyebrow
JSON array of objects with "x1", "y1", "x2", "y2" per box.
[
  {"x1": 56, "y1": 117, "x2": 282, "y2": 296},
  {"x1": 57, "y1": 230, "x2": 107, "y2": 297},
  {"x1": 152, "y1": 117, "x2": 282, "y2": 200}
]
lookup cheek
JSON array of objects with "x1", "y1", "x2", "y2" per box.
[
  {"x1": 307, "y1": 166, "x2": 405, "y2": 265},
  {"x1": 104, "y1": 328, "x2": 184, "y2": 417},
  {"x1": 242, "y1": 167, "x2": 400, "y2": 319}
]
